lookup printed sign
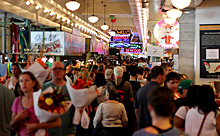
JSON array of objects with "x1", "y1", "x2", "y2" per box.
[{"x1": 147, "y1": 46, "x2": 164, "y2": 57}]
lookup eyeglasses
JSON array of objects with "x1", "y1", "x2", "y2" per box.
[{"x1": 52, "y1": 68, "x2": 65, "y2": 71}]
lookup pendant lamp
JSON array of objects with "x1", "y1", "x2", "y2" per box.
[
  {"x1": 66, "y1": 0, "x2": 80, "y2": 11},
  {"x1": 171, "y1": 0, "x2": 191, "y2": 9},
  {"x1": 101, "y1": 5, "x2": 109, "y2": 30},
  {"x1": 88, "y1": 0, "x2": 99, "y2": 23},
  {"x1": 166, "y1": 9, "x2": 182, "y2": 19}
]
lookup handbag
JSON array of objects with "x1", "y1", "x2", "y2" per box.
[{"x1": 92, "y1": 122, "x2": 106, "y2": 136}]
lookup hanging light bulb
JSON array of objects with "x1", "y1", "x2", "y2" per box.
[
  {"x1": 65, "y1": 0, "x2": 80, "y2": 11},
  {"x1": 101, "y1": 23, "x2": 109, "y2": 30},
  {"x1": 166, "y1": 9, "x2": 182, "y2": 19},
  {"x1": 26, "y1": 0, "x2": 30, "y2": 5},
  {"x1": 164, "y1": 18, "x2": 176, "y2": 25},
  {"x1": 171, "y1": 0, "x2": 191, "y2": 9},
  {"x1": 56, "y1": 15, "x2": 61, "y2": 19},
  {"x1": 50, "y1": 12, "x2": 55, "y2": 16},
  {"x1": 101, "y1": 5, "x2": 109, "y2": 30},
  {"x1": 43, "y1": 9, "x2": 49, "y2": 13},
  {"x1": 88, "y1": 0, "x2": 99, "y2": 23}
]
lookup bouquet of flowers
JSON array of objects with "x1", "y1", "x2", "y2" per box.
[
  {"x1": 66, "y1": 53, "x2": 103, "y2": 129},
  {"x1": 20, "y1": 58, "x2": 51, "y2": 85},
  {"x1": 33, "y1": 87, "x2": 72, "y2": 136}
]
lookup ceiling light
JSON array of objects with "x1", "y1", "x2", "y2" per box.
[
  {"x1": 65, "y1": 0, "x2": 80, "y2": 11},
  {"x1": 56, "y1": 15, "x2": 61, "y2": 19},
  {"x1": 171, "y1": 0, "x2": 191, "y2": 9},
  {"x1": 166, "y1": 9, "x2": 182, "y2": 18},
  {"x1": 43, "y1": 9, "x2": 49, "y2": 13},
  {"x1": 71, "y1": 23, "x2": 74, "y2": 26},
  {"x1": 67, "y1": 20, "x2": 70, "y2": 24},
  {"x1": 101, "y1": 23, "x2": 109, "y2": 30},
  {"x1": 101, "y1": 5, "x2": 109, "y2": 30},
  {"x1": 50, "y1": 12, "x2": 55, "y2": 16},
  {"x1": 62, "y1": 18, "x2": 65, "y2": 22},
  {"x1": 88, "y1": 15, "x2": 99, "y2": 23},
  {"x1": 88, "y1": 0, "x2": 99, "y2": 23},
  {"x1": 26, "y1": 1, "x2": 30, "y2": 5},
  {"x1": 164, "y1": 18, "x2": 176, "y2": 25},
  {"x1": 35, "y1": 5, "x2": 40, "y2": 10}
]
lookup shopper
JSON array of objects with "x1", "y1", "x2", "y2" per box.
[
  {"x1": 133, "y1": 87, "x2": 185, "y2": 136},
  {"x1": 185, "y1": 85, "x2": 220, "y2": 136},
  {"x1": 93, "y1": 88, "x2": 128, "y2": 136},
  {"x1": 0, "y1": 84, "x2": 15, "y2": 136},
  {"x1": 42, "y1": 61, "x2": 76, "y2": 136},
  {"x1": 10, "y1": 71, "x2": 61, "y2": 136},
  {"x1": 134, "y1": 66, "x2": 166, "y2": 129},
  {"x1": 4, "y1": 63, "x2": 21, "y2": 91}
]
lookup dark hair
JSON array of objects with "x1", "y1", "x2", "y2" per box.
[
  {"x1": 197, "y1": 85, "x2": 218, "y2": 115},
  {"x1": 12, "y1": 63, "x2": 20, "y2": 69},
  {"x1": 18, "y1": 71, "x2": 42, "y2": 96},
  {"x1": 186, "y1": 85, "x2": 200, "y2": 108},
  {"x1": 151, "y1": 66, "x2": 165, "y2": 79},
  {"x1": 165, "y1": 72, "x2": 180, "y2": 83},
  {"x1": 137, "y1": 67, "x2": 144, "y2": 75},
  {"x1": 126, "y1": 65, "x2": 131, "y2": 72},
  {"x1": 108, "y1": 86, "x2": 118, "y2": 101},
  {"x1": 148, "y1": 86, "x2": 175, "y2": 117},
  {"x1": 130, "y1": 66, "x2": 138, "y2": 77}
]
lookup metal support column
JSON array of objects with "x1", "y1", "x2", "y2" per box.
[{"x1": 2, "y1": 12, "x2": 7, "y2": 63}]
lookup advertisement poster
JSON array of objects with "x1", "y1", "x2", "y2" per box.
[
  {"x1": 31, "y1": 31, "x2": 65, "y2": 55},
  {"x1": 200, "y1": 24, "x2": 220, "y2": 78}
]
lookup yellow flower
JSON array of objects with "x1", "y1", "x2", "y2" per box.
[{"x1": 45, "y1": 98, "x2": 53, "y2": 105}]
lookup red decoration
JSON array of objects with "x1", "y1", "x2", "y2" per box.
[{"x1": 111, "y1": 18, "x2": 116, "y2": 23}]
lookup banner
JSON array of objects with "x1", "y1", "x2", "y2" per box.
[{"x1": 147, "y1": 46, "x2": 164, "y2": 57}]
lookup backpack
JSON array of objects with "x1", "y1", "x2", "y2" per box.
[{"x1": 111, "y1": 80, "x2": 126, "y2": 104}]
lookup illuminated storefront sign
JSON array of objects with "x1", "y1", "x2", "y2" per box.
[
  {"x1": 123, "y1": 48, "x2": 142, "y2": 53},
  {"x1": 110, "y1": 30, "x2": 134, "y2": 42}
]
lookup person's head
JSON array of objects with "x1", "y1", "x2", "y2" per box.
[
  {"x1": 114, "y1": 66, "x2": 124, "y2": 78},
  {"x1": 178, "y1": 79, "x2": 192, "y2": 97},
  {"x1": 165, "y1": 72, "x2": 180, "y2": 92},
  {"x1": 148, "y1": 86, "x2": 175, "y2": 118},
  {"x1": 11, "y1": 63, "x2": 21, "y2": 77},
  {"x1": 186, "y1": 85, "x2": 200, "y2": 108},
  {"x1": 197, "y1": 85, "x2": 218, "y2": 115},
  {"x1": 161, "y1": 63, "x2": 173, "y2": 75},
  {"x1": 151, "y1": 66, "x2": 166, "y2": 85},
  {"x1": 66, "y1": 65, "x2": 73, "y2": 74},
  {"x1": 51, "y1": 61, "x2": 66, "y2": 81},
  {"x1": 105, "y1": 69, "x2": 113, "y2": 81},
  {"x1": 137, "y1": 66, "x2": 144, "y2": 76},
  {"x1": 108, "y1": 86, "x2": 118, "y2": 101},
  {"x1": 98, "y1": 64, "x2": 105, "y2": 73},
  {"x1": 130, "y1": 66, "x2": 138, "y2": 77},
  {"x1": 19, "y1": 71, "x2": 41, "y2": 95}
]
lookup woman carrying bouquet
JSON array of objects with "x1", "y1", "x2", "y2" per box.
[
  {"x1": 93, "y1": 86, "x2": 128, "y2": 136},
  {"x1": 10, "y1": 71, "x2": 61, "y2": 136}
]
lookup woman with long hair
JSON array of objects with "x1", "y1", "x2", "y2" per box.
[
  {"x1": 10, "y1": 71, "x2": 61, "y2": 136},
  {"x1": 4, "y1": 63, "x2": 21, "y2": 91},
  {"x1": 185, "y1": 85, "x2": 220, "y2": 136}
]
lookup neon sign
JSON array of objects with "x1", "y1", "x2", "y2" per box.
[
  {"x1": 124, "y1": 48, "x2": 142, "y2": 53},
  {"x1": 110, "y1": 30, "x2": 134, "y2": 42}
]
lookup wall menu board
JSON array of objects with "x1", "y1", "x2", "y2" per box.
[{"x1": 200, "y1": 24, "x2": 220, "y2": 78}]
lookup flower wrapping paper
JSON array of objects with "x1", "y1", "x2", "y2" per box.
[
  {"x1": 20, "y1": 62, "x2": 52, "y2": 85},
  {"x1": 33, "y1": 87, "x2": 72, "y2": 136},
  {"x1": 66, "y1": 79, "x2": 103, "y2": 129}
]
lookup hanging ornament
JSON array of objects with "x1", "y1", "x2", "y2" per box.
[
  {"x1": 109, "y1": 15, "x2": 115, "y2": 19},
  {"x1": 111, "y1": 18, "x2": 116, "y2": 23}
]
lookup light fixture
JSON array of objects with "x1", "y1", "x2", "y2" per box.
[
  {"x1": 65, "y1": 0, "x2": 80, "y2": 11},
  {"x1": 101, "y1": 4, "x2": 109, "y2": 30},
  {"x1": 56, "y1": 15, "x2": 61, "y2": 19},
  {"x1": 171, "y1": 0, "x2": 191, "y2": 9},
  {"x1": 43, "y1": 9, "x2": 49, "y2": 13},
  {"x1": 26, "y1": 0, "x2": 30, "y2": 5},
  {"x1": 62, "y1": 18, "x2": 66, "y2": 22},
  {"x1": 164, "y1": 18, "x2": 176, "y2": 25},
  {"x1": 88, "y1": 0, "x2": 99, "y2": 23},
  {"x1": 35, "y1": 5, "x2": 40, "y2": 10},
  {"x1": 50, "y1": 12, "x2": 55, "y2": 16},
  {"x1": 166, "y1": 9, "x2": 182, "y2": 19}
]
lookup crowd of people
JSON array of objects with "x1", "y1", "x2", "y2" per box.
[{"x1": 1, "y1": 58, "x2": 220, "y2": 136}]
